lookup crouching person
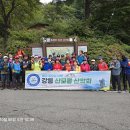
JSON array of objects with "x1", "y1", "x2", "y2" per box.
[
  {"x1": 1, "y1": 56, "x2": 10, "y2": 90},
  {"x1": 12, "y1": 56, "x2": 22, "y2": 90}
]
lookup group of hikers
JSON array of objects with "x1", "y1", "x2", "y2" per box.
[{"x1": 0, "y1": 48, "x2": 130, "y2": 92}]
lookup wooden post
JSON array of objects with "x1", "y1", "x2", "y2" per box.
[{"x1": 43, "y1": 42, "x2": 46, "y2": 57}]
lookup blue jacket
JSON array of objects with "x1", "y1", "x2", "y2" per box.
[
  {"x1": 0, "y1": 58, "x2": 4, "y2": 70},
  {"x1": 12, "y1": 62, "x2": 21, "y2": 73},
  {"x1": 110, "y1": 60, "x2": 121, "y2": 75},
  {"x1": 126, "y1": 60, "x2": 130, "y2": 75},
  {"x1": 60, "y1": 59, "x2": 66, "y2": 66},
  {"x1": 120, "y1": 58, "x2": 130, "y2": 74},
  {"x1": 77, "y1": 55, "x2": 85, "y2": 65},
  {"x1": 1, "y1": 62, "x2": 11, "y2": 73},
  {"x1": 43, "y1": 62, "x2": 53, "y2": 71}
]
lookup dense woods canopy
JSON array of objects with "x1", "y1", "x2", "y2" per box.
[{"x1": 0, "y1": 0, "x2": 130, "y2": 59}]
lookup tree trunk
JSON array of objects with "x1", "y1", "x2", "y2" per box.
[
  {"x1": 3, "y1": 33, "x2": 8, "y2": 52},
  {"x1": 2, "y1": 24, "x2": 9, "y2": 52},
  {"x1": 84, "y1": 0, "x2": 90, "y2": 19}
]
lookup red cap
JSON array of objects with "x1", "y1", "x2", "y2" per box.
[{"x1": 15, "y1": 55, "x2": 19, "y2": 59}]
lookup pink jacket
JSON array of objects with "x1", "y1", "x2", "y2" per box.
[{"x1": 80, "y1": 63, "x2": 90, "y2": 72}]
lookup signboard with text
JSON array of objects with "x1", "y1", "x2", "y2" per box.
[
  {"x1": 32, "y1": 48, "x2": 43, "y2": 57},
  {"x1": 78, "y1": 46, "x2": 87, "y2": 54},
  {"x1": 44, "y1": 38, "x2": 74, "y2": 43},
  {"x1": 46, "y1": 47, "x2": 74, "y2": 57},
  {"x1": 25, "y1": 71, "x2": 111, "y2": 91}
]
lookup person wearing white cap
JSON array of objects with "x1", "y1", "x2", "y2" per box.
[
  {"x1": 31, "y1": 55, "x2": 35, "y2": 64},
  {"x1": 90, "y1": 59, "x2": 98, "y2": 71},
  {"x1": 1, "y1": 56, "x2": 10, "y2": 90}
]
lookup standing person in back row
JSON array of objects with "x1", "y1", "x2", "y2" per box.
[
  {"x1": 98, "y1": 57, "x2": 108, "y2": 71},
  {"x1": 126, "y1": 59, "x2": 130, "y2": 92},
  {"x1": 0, "y1": 53, "x2": 4, "y2": 82},
  {"x1": 1, "y1": 56, "x2": 11, "y2": 90},
  {"x1": 84, "y1": 52, "x2": 90, "y2": 64},
  {"x1": 110, "y1": 57, "x2": 121, "y2": 92},
  {"x1": 16, "y1": 47, "x2": 25, "y2": 57},
  {"x1": 77, "y1": 50, "x2": 85, "y2": 65},
  {"x1": 120, "y1": 55, "x2": 129, "y2": 91},
  {"x1": 12, "y1": 56, "x2": 22, "y2": 90},
  {"x1": 22, "y1": 55, "x2": 31, "y2": 86}
]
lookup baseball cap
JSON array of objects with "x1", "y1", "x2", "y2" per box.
[
  {"x1": 34, "y1": 55, "x2": 39, "y2": 58},
  {"x1": 91, "y1": 59, "x2": 95, "y2": 62},
  {"x1": 3, "y1": 56, "x2": 8, "y2": 59},
  {"x1": 15, "y1": 56, "x2": 19, "y2": 59}
]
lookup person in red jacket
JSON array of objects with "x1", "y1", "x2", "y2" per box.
[
  {"x1": 53, "y1": 59, "x2": 62, "y2": 71},
  {"x1": 98, "y1": 57, "x2": 108, "y2": 71},
  {"x1": 80, "y1": 59, "x2": 90, "y2": 72}
]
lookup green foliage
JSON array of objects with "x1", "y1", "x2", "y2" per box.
[
  {"x1": 1, "y1": 28, "x2": 54, "y2": 54},
  {"x1": 87, "y1": 35, "x2": 130, "y2": 63},
  {"x1": 91, "y1": 0, "x2": 130, "y2": 44},
  {"x1": 0, "y1": 0, "x2": 129, "y2": 60},
  {"x1": 6, "y1": 40, "x2": 27, "y2": 54}
]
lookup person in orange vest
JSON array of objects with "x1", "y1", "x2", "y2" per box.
[
  {"x1": 16, "y1": 47, "x2": 25, "y2": 57},
  {"x1": 64, "y1": 60, "x2": 72, "y2": 72},
  {"x1": 98, "y1": 57, "x2": 108, "y2": 71}
]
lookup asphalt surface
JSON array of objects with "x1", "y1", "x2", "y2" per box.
[{"x1": 0, "y1": 90, "x2": 130, "y2": 130}]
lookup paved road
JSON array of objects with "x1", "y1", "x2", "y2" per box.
[{"x1": 0, "y1": 90, "x2": 130, "y2": 130}]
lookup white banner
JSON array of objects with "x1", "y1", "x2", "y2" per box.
[{"x1": 25, "y1": 71, "x2": 111, "y2": 91}]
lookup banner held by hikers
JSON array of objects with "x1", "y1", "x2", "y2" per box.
[{"x1": 25, "y1": 71, "x2": 111, "y2": 91}]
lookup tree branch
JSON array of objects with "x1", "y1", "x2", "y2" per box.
[
  {"x1": 6, "y1": 0, "x2": 16, "y2": 23},
  {"x1": 0, "y1": 0, "x2": 6, "y2": 19}
]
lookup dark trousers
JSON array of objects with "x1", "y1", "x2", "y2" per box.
[
  {"x1": 112, "y1": 75, "x2": 121, "y2": 91},
  {"x1": 1, "y1": 74, "x2": 10, "y2": 88},
  {"x1": 13, "y1": 73, "x2": 21, "y2": 88},
  {"x1": 22, "y1": 70, "x2": 25, "y2": 83},
  {"x1": 9, "y1": 69, "x2": 12, "y2": 82},
  {"x1": 0, "y1": 71, "x2": 1, "y2": 81},
  {"x1": 122, "y1": 73, "x2": 127, "y2": 90},
  {"x1": 126, "y1": 74, "x2": 130, "y2": 88}
]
